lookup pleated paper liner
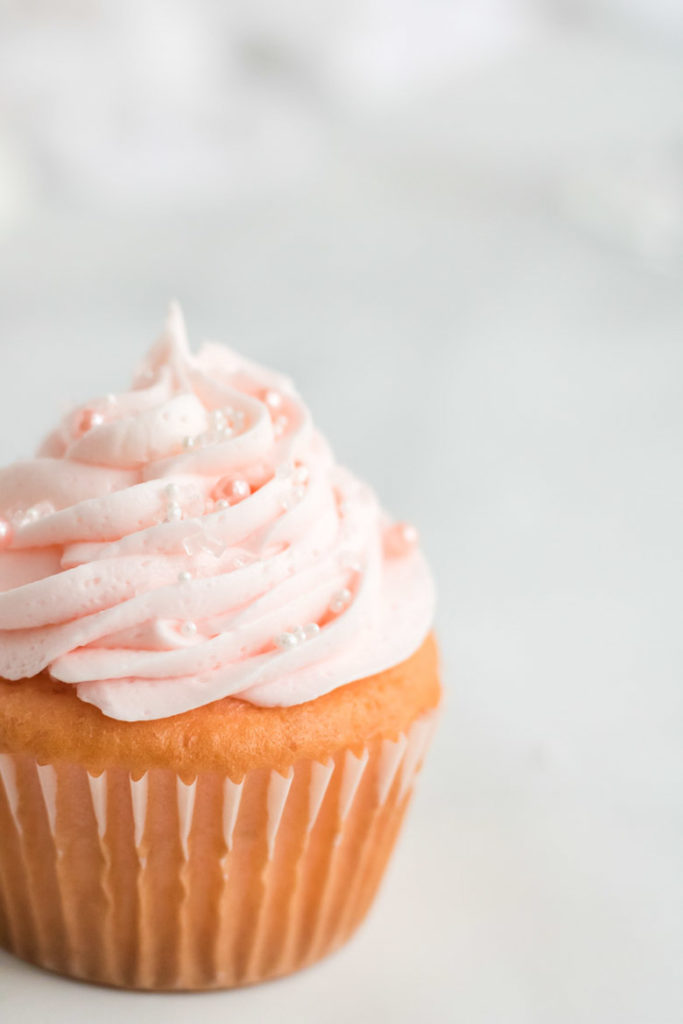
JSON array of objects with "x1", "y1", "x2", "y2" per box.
[{"x1": 0, "y1": 710, "x2": 437, "y2": 991}]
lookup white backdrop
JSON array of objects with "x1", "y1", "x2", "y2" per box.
[{"x1": 0, "y1": 6, "x2": 682, "y2": 1023}]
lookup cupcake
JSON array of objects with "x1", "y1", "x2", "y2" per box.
[{"x1": 0, "y1": 305, "x2": 440, "y2": 990}]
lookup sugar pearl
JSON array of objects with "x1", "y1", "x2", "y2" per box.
[
  {"x1": 265, "y1": 389, "x2": 283, "y2": 410},
  {"x1": 180, "y1": 621, "x2": 197, "y2": 637},
  {"x1": 304, "y1": 622, "x2": 320, "y2": 639},
  {"x1": 0, "y1": 519, "x2": 11, "y2": 545},
  {"x1": 165, "y1": 483, "x2": 180, "y2": 500},
  {"x1": 330, "y1": 588, "x2": 352, "y2": 614},
  {"x1": 384, "y1": 522, "x2": 419, "y2": 557},
  {"x1": 216, "y1": 498, "x2": 230, "y2": 511},
  {"x1": 178, "y1": 571, "x2": 192, "y2": 583},
  {"x1": 21, "y1": 501, "x2": 55, "y2": 527},
  {"x1": 183, "y1": 436, "x2": 197, "y2": 451},
  {"x1": 292, "y1": 626, "x2": 307, "y2": 643},
  {"x1": 77, "y1": 409, "x2": 105, "y2": 435},
  {"x1": 275, "y1": 632, "x2": 298, "y2": 650},
  {"x1": 209, "y1": 409, "x2": 227, "y2": 431},
  {"x1": 231, "y1": 479, "x2": 250, "y2": 500},
  {"x1": 166, "y1": 503, "x2": 183, "y2": 522},
  {"x1": 402, "y1": 524, "x2": 418, "y2": 544}
]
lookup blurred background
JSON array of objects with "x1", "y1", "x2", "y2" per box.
[{"x1": 0, "y1": 2, "x2": 682, "y2": 1022}]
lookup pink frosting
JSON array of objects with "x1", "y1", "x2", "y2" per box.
[{"x1": 0, "y1": 306, "x2": 435, "y2": 721}]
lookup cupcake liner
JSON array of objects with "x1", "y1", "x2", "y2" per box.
[{"x1": 0, "y1": 711, "x2": 437, "y2": 991}]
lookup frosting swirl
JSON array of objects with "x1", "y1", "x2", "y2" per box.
[{"x1": 0, "y1": 306, "x2": 434, "y2": 721}]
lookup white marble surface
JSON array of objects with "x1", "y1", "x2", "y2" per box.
[{"x1": 0, "y1": 26, "x2": 682, "y2": 1024}]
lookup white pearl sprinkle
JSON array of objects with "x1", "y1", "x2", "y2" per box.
[
  {"x1": 21, "y1": 501, "x2": 55, "y2": 525},
  {"x1": 183, "y1": 436, "x2": 197, "y2": 451},
  {"x1": 164, "y1": 483, "x2": 180, "y2": 500},
  {"x1": 276, "y1": 622, "x2": 321, "y2": 648},
  {"x1": 178, "y1": 571, "x2": 192, "y2": 583},
  {"x1": 105, "y1": 393, "x2": 117, "y2": 406},
  {"x1": 209, "y1": 409, "x2": 227, "y2": 431},
  {"x1": 224, "y1": 406, "x2": 246, "y2": 431},
  {"x1": 275, "y1": 632, "x2": 298, "y2": 650},
  {"x1": 330, "y1": 588, "x2": 352, "y2": 614},
  {"x1": 166, "y1": 503, "x2": 183, "y2": 522},
  {"x1": 293, "y1": 485, "x2": 306, "y2": 502},
  {"x1": 180, "y1": 621, "x2": 197, "y2": 637},
  {"x1": 90, "y1": 412, "x2": 105, "y2": 428},
  {"x1": 265, "y1": 390, "x2": 283, "y2": 410},
  {"x1": 273, "y1": 415, "x2": 288, "y2": 437},
  {"x1": 231, "y1": 479, "x2": 250, "y2": 500},
  {"x1": 216, "y1": 498, "x2": 230, "y2": 511},
  {"x1": 402, "y1": 524, "x2": 419, "y2": 545},
  {"x1": 0, "y1": 519, "x2": 11, "y2": 542}
]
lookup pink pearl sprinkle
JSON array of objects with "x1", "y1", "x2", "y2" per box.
[
  {"x1": 76, "y1": 408, "x2": 105, "y2": 436},
  {"x1": 212, "y1": 476, "x2": 251, "y2": 506},
  {"x1": 383, "y1": 522, "x2": 419, "y2": 558},
  {"x1": 0, "y1": 518, "x2": 11, "y2": 546}
]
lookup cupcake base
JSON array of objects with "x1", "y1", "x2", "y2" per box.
[{"x1": 0, "y1": 712, "x2": 436, "y2": 990}]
